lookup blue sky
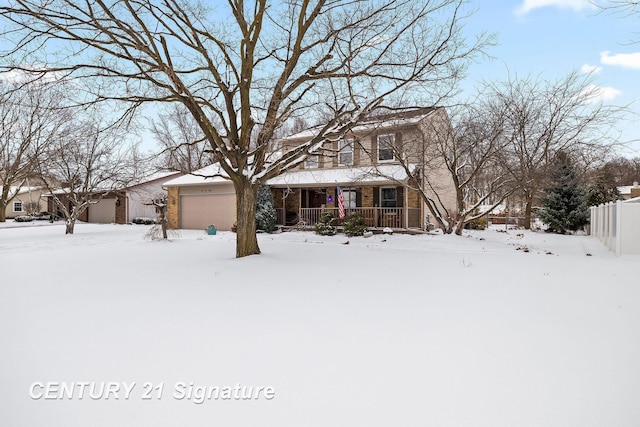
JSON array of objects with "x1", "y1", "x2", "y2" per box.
[{"x1": 461, "y1": 0, "x2": 640, "y2": 155}]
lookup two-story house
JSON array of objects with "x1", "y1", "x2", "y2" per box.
[
  {"x1": 268, "y1": 107, "x2": 456, "y2": 230},
  {"x1": 163, "y1": 107, "x2": 457, "y2": 231}
]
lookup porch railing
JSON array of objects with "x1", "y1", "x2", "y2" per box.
[{"x1": 293, "y1": 207, "x2": 406, "y2": 228}]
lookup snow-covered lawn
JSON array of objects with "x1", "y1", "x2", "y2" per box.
[{"x1": 1, "y1": 223, "x2": 639, "y2": 427}]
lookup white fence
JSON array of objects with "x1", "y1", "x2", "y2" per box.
[{"x1": 590, "y1": 197, "x2": 640, "y2": 255}]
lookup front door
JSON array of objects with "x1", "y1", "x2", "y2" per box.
[{"x1": 302, "y1": 189, "x2": 325, "y2": 208}]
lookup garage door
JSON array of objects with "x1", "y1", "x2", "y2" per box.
[
  {"x1": 180, "y1": 193, "x2": 236, "y2": 231},
  {"x1": 88, "y1": 198, "x2": 116, "y2": 223}
]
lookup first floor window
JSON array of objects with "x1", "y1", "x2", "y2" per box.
[
  {"x1": 343, "y1": 189, "x2": 357, "y2": 209},
  {"x1": 304, "y1": 155, "x2": 319, "y2": 169},
  {"x1": 380, "y1": 187, "x2": 397, "y2": 207},
  {"x1": 13, "y1": 201, "x2": 23, "y2": 212},
  {"x1": 377, "y1": 134, "x2": 395, "y2": 162}
]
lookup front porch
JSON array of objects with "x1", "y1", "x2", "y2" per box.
[{"x1": 275, "y1": 206, "x2": 422, "y2": 230}]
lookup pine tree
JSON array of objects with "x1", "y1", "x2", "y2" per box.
[
  {"x1": 586, "y1": 173, "x2": 621, "y2": 207},
  {"x1": 539, "y1": 151, "x2": 589, "y2": 234},
  {"x1": 255, "y1": 185, "x2": 276, "y2": 233},
  {"x1": 314, "y1": 212, "x2": 337, "y2": 236}
]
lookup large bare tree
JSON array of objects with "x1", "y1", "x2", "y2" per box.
[
  {"x1": 0, "y1": 0, "x2": 488, "y2": 257},
  {"x1": 366, "y1": 105, "x2": 513, "y2": 235},
  {"x1": 150, "y1": 104, "x2": 215, "y2": 173},
  {"x1": 35, "y1": 113, "x2": 137, "y2": 234},
  {"x1": 0, "y1": 79, "x2": 70, "y2": 221},
  {"x1": 488, "y1": 71, "x2": 622, "y2": 229}
]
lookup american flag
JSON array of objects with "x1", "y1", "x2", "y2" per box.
[{"x1": 337, "y1": 185, "x2": 345, "y2": 219}]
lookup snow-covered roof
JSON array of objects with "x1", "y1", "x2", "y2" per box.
[
  {"x1": 0, "y1": 186, "x2": 43, "y2": 196},
  {"x1": 267, "y1": 164, "x2": 409, "y2": 187},
  {"x1": 618, "y1": 184, "x2": 640, "y2": 196},
  {"x1": 162, "y1": 163, "x2": 410, "y2": 188},
  {"x1": 162, "y1": 164, "x2": 231, "y2": 187},
  {"x1": 126, "y1": 171, "x2": 183, "y2": 189},
  {"x1": 283, "y1": 108, "x2": 437, "y2": 141}
]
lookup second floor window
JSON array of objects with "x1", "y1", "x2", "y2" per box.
[
  {"x1": 338, "y1": 139, "x2": 354, "y2": 166},
  {"x1": 377, "y1": 134, "x2": 395, "y2": 162},
  {"x1": 304, "y1": 155, "x2": 319, "y2": 169}
]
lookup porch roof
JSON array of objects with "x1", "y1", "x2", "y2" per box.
[
  {"x1": 162, "y1": 163, "x2": 411, "y2": 188},
  {"x1": 266, "y1": 164, "x2": 410, "y2": 187}
]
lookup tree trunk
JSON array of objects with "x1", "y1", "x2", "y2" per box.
[
  {"x1": 65, "y1": 218, "x2": 75, "y2": 234},
  {"x1": 234, "y1": 180, "x2": 260, "y2": 258},
  {"x1": 454, "y1": 216, "x2": 465, "y2": 235},
  {"x1": 161, "y1": 219, "x2": 168, "y2": 240},
  {"x1": 0, "y1": 186, "x2": 9, "y2": 222},
  {"x1": 524, "y1": 195, "x2": 533, "y2": 230},
  {"x1": 159, "y1": 207, "x2": 168, "y2": 240}
]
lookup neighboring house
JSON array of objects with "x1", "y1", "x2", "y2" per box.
[
  {"x1": 164, "y1": 107, "x2": 457, "y2": 231},
  {"x1": 618, "y1": 182, "x2": 640, "y2": 200},
  {"x1": 45, "y1": 172, "x2": 182, "y2": 224},
  {"x1": 2, "y1": 186, "x2": 48, "y2": 218},
  {"x1": 125, "y1": 171, "x2": 183, "y2": 222}
]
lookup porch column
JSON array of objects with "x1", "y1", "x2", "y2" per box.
[{"x1": 404, "y1": 186, "x2": 408, "y2": 228}]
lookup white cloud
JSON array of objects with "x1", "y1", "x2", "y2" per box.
[
  {"x1": 582, "y1": 84, "x2": 622, "y2": 103},
  {"x1": 581, "y1": 64, "x2": 602, "y2": 74},
  {"x1": 600, "y1": 51, "x2": 640, "y2": 69},
  {"x1": 515, "y1": 0, "x2": 595, "y2": 16}
]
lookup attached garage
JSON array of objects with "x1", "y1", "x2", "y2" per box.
[
  {"x1": 179, "y1": 183, "x2": 236, "y2": 231},
  {"x1": 88, "y1": 198, "x2": 116, "y2": 223}
]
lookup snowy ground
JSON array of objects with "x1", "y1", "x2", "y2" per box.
[{"x1": 1, "y1": 221, "x2": 639, "y2": 427}]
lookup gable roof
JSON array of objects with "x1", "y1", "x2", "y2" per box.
[
  {"x1": 282, "y1": 107, "x2": 439, "y2": 142},
  {"x1": 162, "y1": 164, "x2": 230, "y2": 187}
]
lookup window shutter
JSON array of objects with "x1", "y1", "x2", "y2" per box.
[
  {"x1": 356, "y1": 188, "x2": 362, "y2": 207},
  {"x1": 396, "y1": 186, "x2": 404, "y2": 207}
]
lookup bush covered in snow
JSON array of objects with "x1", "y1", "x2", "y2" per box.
[
  {"x1": 465, "y1": 216, "x2": 487, "y2": 230},
  {"x1": 314, "y1": 211, "x2": 337, "y2": 236},
  {"x1": 343, "y1": 213, "x2": 368, "y2": 237}
]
